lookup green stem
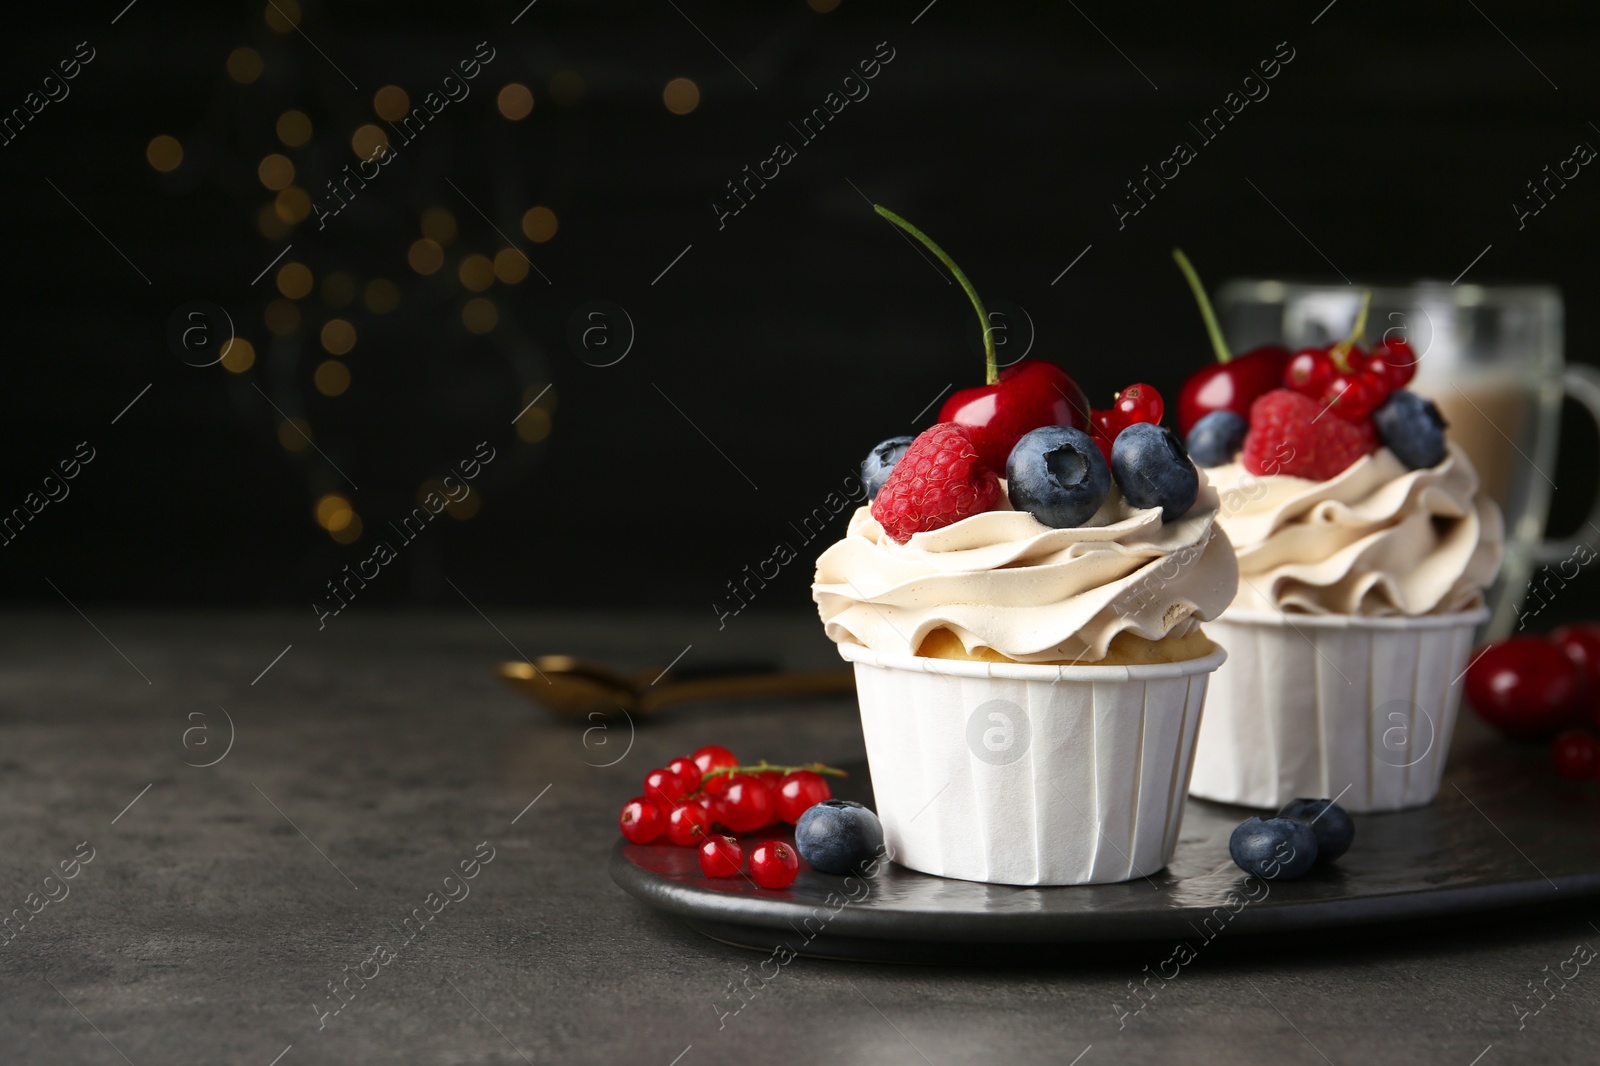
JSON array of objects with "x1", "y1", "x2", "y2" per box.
[
  {"x1": 874, "y1": 205, "x2": 996, "y2": 385},
  {"x1": 1330, "y1": 290, "x2": 1372, "y2": 372},
  {"x1": 698, "y1": 760, "x2": 849, "y2": 787},
  {"x1": 1172, "y1": 248, "x2": 1233, "y2": 365}
]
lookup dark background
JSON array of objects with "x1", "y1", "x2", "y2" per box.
[{"x1": 4, "y1": 0, "x2": 1598, "y2": 619}]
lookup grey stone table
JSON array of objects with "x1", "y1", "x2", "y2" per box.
[{"x1": 2, "y1": 609, "x2": 1596, "y2": 1066}]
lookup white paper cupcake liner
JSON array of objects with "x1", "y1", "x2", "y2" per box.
[
  {"x1": 1189, "y1": 607, "x2": 1488, "y2": 813},
  {"x1": 835, "y1": 642, "x2": 1226, "y2": 887}
]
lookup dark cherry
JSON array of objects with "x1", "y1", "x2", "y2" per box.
[
  {"x1": 1553, "y1": 624, "x2": 1600, "y2": 729},
  {"x1": 1464, "y1": 637, "x2": 1581, "y2": 740},
  {"x1": 1551, "y1": 730, "x2": 1600, "y2": 782},
  {"x1": 938, "y1": 360, "x2": 1091, "y2": 472},
  {"x1": 1177, "y1": 346, "x2": 1290, "y2": 436}
]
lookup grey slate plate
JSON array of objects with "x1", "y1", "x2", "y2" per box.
[{"x1": 611, "y1": 743, "x2": 1600, "y2": 962}]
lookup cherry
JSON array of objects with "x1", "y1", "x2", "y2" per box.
[
  {"x1": 1552, "y1": 625, "x2": 1600, "y2": 730},
  {"x1": 1465, "y1": 637, "x2": 1582, "y2": 740},
  {"x1": 692, "y1": 745, "x2": 739, "y2": 778},
  {"x1": 667, "y1": 756, "x2": 703, "y2": 794},
  {"x1": 1551, "y1": 731, "x2": 1599, "y2": 781},
  {"x1": 722, "y1": 774, "x2": 778, "y2": 832},
  {"x1": 619, "y1": 797, "x2": 664, "y2": 844},
  {"x1": 776, "y1": 770, "x2": 832, "y2": 824},
  {"x1": 1172, "y1": 250, "x2": 1289, "y2": 435},
  {"x1": 748, "y1": 840, "x2": 800, "y2": 889},
  {"x1": 1113, "y1": 383, "x2": 1164, "y2": 428},
  {"x1": 666, "y1": 802, "x2": 712, "y2": 846},
  {"x1": 643, "y1": 768, "x2": 687, "y2": 809},
  {"x1": 698, "y1": 834, "x2": 744, "y2": 878}
]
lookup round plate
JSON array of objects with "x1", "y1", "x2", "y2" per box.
[{"x1": 611, "y1": 744, "x2": 1600, "y2": 963}]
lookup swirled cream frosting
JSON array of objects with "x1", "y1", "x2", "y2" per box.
[
  {"x1": 1206, "y1": 443, "x2": 1503, "y2": 615},
  {"x1": 812, "y1": 482, "x2": 1239, "y2": 663}
]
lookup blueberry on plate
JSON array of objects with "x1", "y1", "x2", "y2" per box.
[
  {"x1": 794, "y1": 800, "x2": 885, "y2": 875},
  {"x1": 1005, "y1": 426, "x2": 1110, "y2": 528},
  {"x1": 1277, "y1": 797, "x2": 1355, "y2": 863},
  {"x1": 1185, "y1": 410, "x2": 1248, "y2": 468},
  {"x1": 862, "y1": 436, "x2": 916, "y2": 500},
  {"x1": 1372, "y1": 390, "x2": 1447, "y2": 470},
  {"x1": 1228, "y1": 816, "x2": 1318, "y2": 880},
  {"x1": 1110, "y1": 422, "x2": 1200, "y2": 521}
]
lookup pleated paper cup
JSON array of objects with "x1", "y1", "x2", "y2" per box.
[
  {"x1": 1189, "y1": 607, "x2": 1488, "y2": 813},
  {"x1": 835, "y1": 642, "x2": 1226, "y2": 887}
]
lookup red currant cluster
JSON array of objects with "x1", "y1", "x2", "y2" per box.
[
  {"x1": 617, "y1": 745, "x2": 840, "y2": 889},
  {"x1": 1282, "y1": 338, "x2": 1417, "y2": 421},
  {"x1": 1090, "y1": 383, "x2": 1164, "y2": 464},
  {"x1": 1464, "y1": 624, "x2": 1600, "y2": 783}
]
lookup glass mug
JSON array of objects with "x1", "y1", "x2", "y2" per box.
[{"x1": 1216, "y1": 281, "x2": 1600, "y2": 638}]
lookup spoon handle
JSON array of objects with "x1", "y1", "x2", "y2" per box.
[{"x1": 639, "y1": 670, "x2": 855, "y2": 712}]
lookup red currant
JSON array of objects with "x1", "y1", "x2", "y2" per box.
[
  {"x1": 748, "y1": 840, "x2": 800, "y2": 889},
  {"x1": 1320, "y1": 373, "x2": 1382, "y2": 421},
  {"x1": 619, "y1": 796, "x2": 664, "y2": 844},
  {"x1": 1113, "y1": 383, "x2": 1164, "y2": 427},
  {"x1": 1340, "y1": 346, "x2": 1370, "y2": 374},
  {"x1": 776, "y1": 770, "x2": 832, "y2": 824},
  {"x1": 643, "y1": 768, "x2": 687, "y2": 808},
  {"x1": 696, "y1": 794, "x2": 728, "y2": 829},
  {"x1": 666, "y1": 803, "x2": 712, "y2": 846},
  {"x1": 722, "y1": 774, "x2": 778, "y2": 833},
  {"x1": 1551, "y1": 730, "x2": 1599, "y2": 782},
  {"x1": 1371, "y1": 339, "x2": 1418, "y2": 388},
  {"x1": 691, "y1": 745, "x2": 739, "y2": 778},
  {"x1": 1284, "y1": 348, "x2": 1334, "y2": 395},
  {"x1": 702, "y1": 772, "x2": 733, "y2": 798},
  {"x1": 667, "y1": 756, "x2": 702, "y2": 794},
  {"x1": 1465, "y1": 638, "x2": 1582, "y2": 740},
  {"x1": 698, "y1": 834, "x2": 744, "y2": 878}
]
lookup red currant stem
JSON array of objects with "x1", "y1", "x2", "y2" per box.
[
  {"x1": 1330, "y1": 290, "x2": 1373, "y2": 372},
  {"x1": 874, "y1": 205, "x2": 996, "y2": 386},
  {"x1": 695, "y1": 761, "x2": 849, "y2": 794},
  {"x1": 1172, "y1": 248, "x2": 1233, "y2": 365}
]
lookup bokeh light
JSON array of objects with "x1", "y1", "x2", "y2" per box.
[
  {"x1": 521, "y1": 206, "x2": 558, "y2": 243},
  {"x1": 351, "y1": 124, "x2": 388, "y2": 159},
  {"x1": 663, "y1": 78, "x2": 700, "y2": 115},
  {"x1": 257, "y1": 204, "x2": 291, "y2": 240},
  {"x1": 276, "y1": 262, "x2": 313, "y2": 299},
  {"x1": 276, "y1": 110, "x2": 312, "y2": 147},
  {"x1": 314, "y1": 360, "x2": 351, "y2": 397},
  {"x1": 363, "y1": 279, "x2": 400, "y2": 313},
  {"x1": 258, "y1": 153, "x2": 295, "y2": 190},
  {"x1": 373, "y1": 85, "x2": 410, "y2": 121},
  {"x1": 227, "y1": 47, "x2": 263, "y2": 84},
  {"x1": 274, "y1": 186, "x2": 311, "y2": 224},
  {"x1": 277, "y1": 417, "x2": 313, "y2": 452},
  {"x1": 321, "y1": 273, "x2": 355, "y2": 307},
  {"x1": 220, "y1": 338, "x2": 256, "y2": 374},
  {"x1": 497, "y1": 84, "x2": 534, "y2": 120},
  {"x1": 493, "y1": 248, "x2": 529, "y2": 284},
  {"x1": 265, "y1": 299, "x2": 300, "y2": 335},
  {"x1": 457, "y1": 254, "x2": 495, "y2": 292},
  {"x1": 407, "y1": 239, "x2": 444, "y2": 275},
  {"x1": 515, "y1": 406, "x2": 551, "y2": 443},
  {"x1": 315, "y1": 493, "x2": 353, "y2": 531},
  {"x1": 421, "y1": 207, "x2": 457, "y2": 244},
  {"x1": 319, "y1": 318, "x2": 356, "y2": 355},
  {"x1": 146, "y1": 135, "x2": 183, "y2": 172},
  {"x1": 462, "y1": 298, "x2": 498, "y2": 333},
  {"x1": 265, "y1": 0, "x2": 301, "y2": 33}
]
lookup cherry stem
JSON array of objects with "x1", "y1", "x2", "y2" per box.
[
  {"x1": 1172, "y1": 249, "x2": 1233, "y2": 365},
  {"x1": 1330, "y1": 290, "x2": 1373, "y2": 373},
  {"x1": 698, "y1": 760, "x2": 848, "y2": 787},
  {"x1": 874, "y1": 205, "x2": 996, "y2": 385}
]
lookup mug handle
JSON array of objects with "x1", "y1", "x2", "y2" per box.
[{"x1": 1533, "y1": 363, "x2": 1600, "y2": 562}]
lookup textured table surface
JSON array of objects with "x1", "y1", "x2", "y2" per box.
[{"x1": 2, "y1": 609, "x2": 1596, "y2": 1066}]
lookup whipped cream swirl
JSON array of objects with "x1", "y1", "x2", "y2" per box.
[
  {"x1": 812, "y1": 482, "x2": 1239, "y2": 663},
  {"x1": 1206, "y1": 443, "x2": 1503, "y2": 616}
]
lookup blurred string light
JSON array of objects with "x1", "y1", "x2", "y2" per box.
[
  {"x1": 418, "y1": 479, "x2": 481, "y2": 520},
  {"x1": 493, "y1": 248, "x2": 528, "y2": 284},
  {"x1": 407, "y1": 239, "x2": 443, "y2": 275},
  {"x1": 663, "y1": 77, "x2": 700, "y2": 115},
  {"x1": 146, "y1": 135, "x2": 183, "y2": 172},
  {"x1": 220, "y1": 337, "x2": 256, "y2": 374},
  {"x1": 314, "y1": 493, "x2": 362, "y2": 544},
  {"x1": 515, "y1": 383, "x2": 554, "y2": 443},
  {"x1": 278, "y1": 417, "x2": 313, "y2": 452},
  {"x1": 265, "y1": 298, "x2": 299, "y2": 335},
  {"x1": 351, "y1": 124, "x2": 388, "y2": 158},
  {"x1": 373, "y1": 85, "x2": 410, "y2": 121},
  {"x1": 462, "y1": 298, "x2": 497, "y2": 334},
  {"x1": 458, "y1": 254, "x2": 494, "y2": 292},
  {"x1": 421, "y1": 207, "x2": 456, "y2": 243},
  {"x1": 265, "y1": 0, "x2": 301, "y2": 33},
  {"x1": 276, "y1": 109, "x2": 312, "y2": 147},
  {"x1": 277, "y1": 261, "x2": 313, "y2": 299},
  {"x1": 363, "y1": 279, "x2": 399, "y2": 313},
  {"x1": 258, "y1": 204, "x2": 291, "y2": 240},
  {"x1": 258, "y1": 153, "x2": 294, "y2": 190},
  {"x1": 497, "y1": 84, "x2": 534, "y2": 120},
  {"x1": 275, "y1": 186, "x2": 311, "y2": 223},
  {"x1": 228, "y1": 47, "x2": 263, "y2": 84},
  {"x1": 320, "y1": 318, "x2": 355, "y2": 355},
  {"x1": 314, "y1": 360, "x2": 350, "y2": 397},
  {"x1": 521, "y1": 206, "x2": 557, "y2": 243}
]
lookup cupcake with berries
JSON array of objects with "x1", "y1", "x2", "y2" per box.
[
  {"x1": 1170, "y1": 252, "x2": 1504, "y2": 813},
  {"x1": 810, "y1": 209, "x2": 1238, "y2": 887}
]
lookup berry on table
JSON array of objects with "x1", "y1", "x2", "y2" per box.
[
  {"x1": 643, "y1": 768, "x2": 687, "y2": 809},
  {"x1": 692, "y1": 745, "x2": 739, "y2": 778},
  {"x1": 1276, "y1": 798, "x2": 1355, "y2": 863},
  {"x1": 1110, "y1": 422, "x2": 1199, "y2": 522},
  {"x1": 777, "y1": 770, "x2": 833, "y2": 825},
  {"x1": 1372, "y1": 390, "x2": 1448, "y2": 470},
  {"x1": 722, "y1": 774, "x2": 778, "y2": 833},
  {"x1": 1553, "y1": 624, "x2": 1600, "y2": 729},
  {"x1": 619, "y1": 797, "x2": 664, "y2": 844},
  {"x1": 870, "y1": 423, "x2": 1003, "y2": 544},
  {"x1": 1228, "y1": 816, "x2": 1318, "y2": 880},
  {"x1": 1240, "y1": 388, "x2": 1376, "y2": 481},
  {"x1": 862, "y1": 436, "x2": 915, "y2": 501},
  {"x1": 1006, "y1": 426, "x2": 1110, "y2": 528},
  {"x1": 698, "y1": 835, "x2": 744, "y2": 878},
  {"x1": 795, "y1": 800, "x2": 885, "y2": 875},
  {"x1": 748, "y1": 840, "x2": 800, "y2": 889},
  {"x1": 666, "y1": 803, "x2": 712, "y2": 847},
  {"x1": 1551, "y1": 731, "x2": 1600, "y2": 782},
  {"x1": 666, "y1": 756, "x2": 702, "y2": 794},
  {"x1": 1464, "y1": 637, "x2": 1581, "y2": 740},
  {"x1": 1185, "y1": 410, "x2": 1248, "y2": 468}
]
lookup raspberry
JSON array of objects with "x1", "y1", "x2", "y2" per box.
[
  {"x1": 870, "y1": 423, "x2": 1002, "y2": 543},
  {"x1": 1240, "y1": 389, "x2": 1376, "y2": 481}
]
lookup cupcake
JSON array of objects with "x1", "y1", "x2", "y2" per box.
[
  {"x1": 1173, "y1": 261, "x2": 1504, "y2": 812},
  {"x1": 811, "y1": 207, "x2": 1237, "y2": 886}
]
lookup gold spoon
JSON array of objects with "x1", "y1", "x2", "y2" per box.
[{"x1": 496, "y1": 656, "x2": 855, "y2": 719}]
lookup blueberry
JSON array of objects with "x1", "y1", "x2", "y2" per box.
[
  {"x1": 1005, "y1": 426, "x2": 1110, "y2": 528},
  {"x1": 1372, "y1": 390, "x2": 1447, "y2": 470},
  {"x1": 1277, "y1": 797, "x2": 1355, "y2": 863},
  {"x1": 1185, "y1": 410, "x2": 1248, "y2": 468},
  {"x1": 1228, "y1": 816, "x2": 1319, "y2": 880},
  {"x1": 794, "y1": 799, "x2": 885, "y2": 875},
  {"x1": 862, "y1": 436, "x2": 915, "y2": 500},
  {"x1": 1110, "y1": 422, "x2": 1199, "y2": 522}
]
